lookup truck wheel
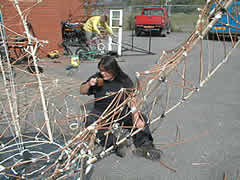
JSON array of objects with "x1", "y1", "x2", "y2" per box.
[
  {"x1": 161, "y1": 29, "x2": 166, "y2": 37},
  {"x1": 207, "y1": 32, "x2": 214, "y2": 40},
  {"x1": 135, "y1": 30, "x2": 141, "y2": 36},
  {"x1": 167, "y1": 23, "x2": 171, "y2": 34}
]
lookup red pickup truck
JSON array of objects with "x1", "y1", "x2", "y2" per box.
[{"x1": 135, "y1": 7, "x2": 171, "y2": 36}]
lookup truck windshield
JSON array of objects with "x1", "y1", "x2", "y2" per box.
[{"x1": 143, "y1": 9, "x2": 164, "y2": 15}]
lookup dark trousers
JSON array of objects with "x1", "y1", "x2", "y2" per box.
[{"x1": 85, "y1": 110, "x2": 153, "y2": 149}]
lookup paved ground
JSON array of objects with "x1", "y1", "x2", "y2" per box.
[{"x1": 40, "y1": 32, "x2": 240, "y2": 180}]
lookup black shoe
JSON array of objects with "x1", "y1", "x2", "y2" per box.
[
  {"x1": 133, "y1": 146, "x2": 163, "y2": 161},
  {"x1": 115, "y1": 141, "x2": 128, "y2": 158}
]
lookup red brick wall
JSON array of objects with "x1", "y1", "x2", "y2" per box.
[{"x1": 0, "y1": 0, "x2": 91, "y2": 56}]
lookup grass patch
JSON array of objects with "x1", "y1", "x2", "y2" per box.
[{"x1": 170, "y1": 13, "x2": 199, "y2": 32}]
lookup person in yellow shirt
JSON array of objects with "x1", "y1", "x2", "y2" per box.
[{"x1": 83, "y1": 15, "x2": 114, "y2": 45}]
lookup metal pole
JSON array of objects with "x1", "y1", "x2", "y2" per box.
[
  {"x1": 149, "y1": 29, "x2": 152, "y2": 54},
  {"x1": 132, "y1": 25, "x2": 134, "y2": 50}
]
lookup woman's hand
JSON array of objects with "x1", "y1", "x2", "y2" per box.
[
  {"x1": 133, "y1": 112, "x2": 145, "y2": 129},
  {"x1": 130, "y1": 95, "x2": 145, "y2": 129},
  {"x1": 88, "y1": 78, "x2": 97, "y2": 86},
  {"x1": 80, "y1": 78, "x2": 97, "y2": 95}
]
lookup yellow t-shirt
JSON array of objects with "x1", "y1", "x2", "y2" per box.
[{"x1": 83, "y1": 16, "x2": 113, "y2": 35}]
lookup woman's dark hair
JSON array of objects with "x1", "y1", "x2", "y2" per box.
[{"x1": 98, "y1": 56, "x2": 134, "y2": 88}]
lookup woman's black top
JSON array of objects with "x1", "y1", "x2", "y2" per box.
[{"x1": 83, "y1": 72, "x2": 133, "y2": 113}]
